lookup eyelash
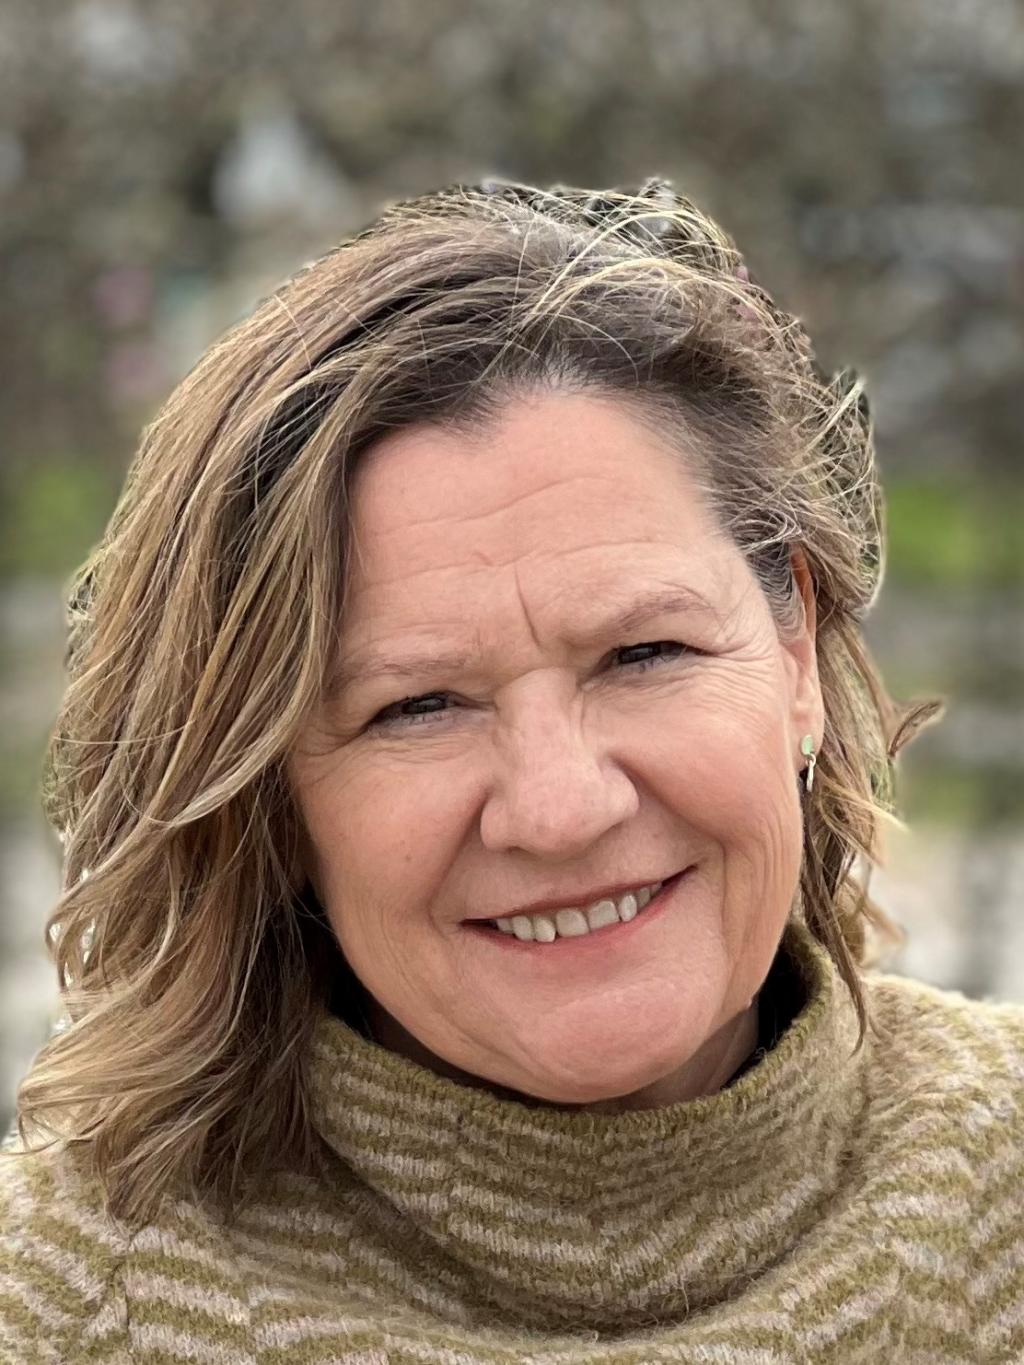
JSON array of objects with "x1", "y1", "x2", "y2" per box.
[{"x1": 368, "y1": 640, "x2": 692, "y2": 731}]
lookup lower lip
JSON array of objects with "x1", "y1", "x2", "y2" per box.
[{"x1": 462, "y1": 867, "x2": 694, "y2": 954}]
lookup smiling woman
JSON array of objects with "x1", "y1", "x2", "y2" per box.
[{"x1": 3, "y1": 178, "x2": 1023, "y2": 1363}]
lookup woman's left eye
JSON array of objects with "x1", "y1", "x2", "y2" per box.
[
  {"x1": 367, "y1": 640, "x2": 692, "y2": 731},
  {"x1": 613, "y1": 640, "x2": 690, "y2": 672}
]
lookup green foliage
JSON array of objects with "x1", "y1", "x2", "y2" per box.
[
  {"x1": 0, "y1": 460, "x2": 117, "y2": 580},
  {"x1": 0, "y1": 732, "x2": 46, "y2": 826},
  {"x1": 884, "y1": 477, "x2": 1024, "y2": 592}
]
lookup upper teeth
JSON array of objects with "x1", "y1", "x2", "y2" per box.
[{"x1": 492, "y1": 881, "x2": 664, "y2": 942}]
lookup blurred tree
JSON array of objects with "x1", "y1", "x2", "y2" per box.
[{"x1": 1, "y1": 0, "x2": 1022, "y2": 504}]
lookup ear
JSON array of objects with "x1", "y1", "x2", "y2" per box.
[{"x1": 781, "y1": 546, "x2": 825, "y2": 771}]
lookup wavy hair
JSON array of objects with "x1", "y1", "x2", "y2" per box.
[{"x1": 5, "y1": 177, "x2": 944, "y2": 1227}]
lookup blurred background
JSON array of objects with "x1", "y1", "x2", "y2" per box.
[{"x1": 2, "y1": 1, "x2": 1022, "y2": 1133}]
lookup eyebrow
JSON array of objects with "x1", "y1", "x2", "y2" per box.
[{"x1": 328, "y1": 585, "x2": 720, "y2": 696}]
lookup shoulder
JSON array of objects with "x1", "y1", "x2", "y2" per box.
[
  {"x1": 0, "y1": 1134, "x2": 132, "y2": 1363},
  {"x1": 858, "y1": 971, "x2": 1024, "y2": 1353},
  {"x1": 857, "y1": 964, "x2": 1024, "y2": 1201},
  {"x1": 862, "y1": 963, "x2": 1024, "y2": 1111}
]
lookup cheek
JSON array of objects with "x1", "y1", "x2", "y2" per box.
[
  {"x1": 648, "y1": 695, "x2": 802, "y2": 978},
  {"x1": 294, "y1": 756, "x2": 466, "y2": 918},
  {"x1": 649, "y1": 672, "x2": 799, "y2": 857}
]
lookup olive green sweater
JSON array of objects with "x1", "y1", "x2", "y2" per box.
[{"x1": 3, "y1": 917, "x2": 1023, "y2": 1363}]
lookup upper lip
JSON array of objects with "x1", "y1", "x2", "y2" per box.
[{"x1": 462, "y1": 867, "x2": 689, "y2": 922}]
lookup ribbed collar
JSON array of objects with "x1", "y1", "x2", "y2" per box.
[{"x1": 307, "y1": 917, "x2": 868, "y2": 1334}]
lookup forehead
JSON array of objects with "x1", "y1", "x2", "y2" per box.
[
  {"x1": 337, "y1": 392, "x2": 748, "y2": 667},
  {"x1": 347, "y1": 392, "x2": 724, "y2": 574}
]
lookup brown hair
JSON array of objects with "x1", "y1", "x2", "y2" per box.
[{"x1": 5, "y1": 177, "x2": 943, "y2": 1227}]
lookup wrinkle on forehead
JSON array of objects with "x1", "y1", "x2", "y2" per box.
[
  {"x1": 353, "y1": 468, "x2": 602, "y2": 538},
  {"x1": 346, "y1": 532, "x2": 726, "y2": 593},
  {"x1": 512, "y1": 561, "x2": 544, "y2": 653}
]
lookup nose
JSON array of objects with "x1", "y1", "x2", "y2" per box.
[{"x1": 479, "y1": 690, "x2": 640, "y2": 860}]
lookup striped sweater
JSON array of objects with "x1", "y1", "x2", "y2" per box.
[{"x1": 2, "y1": 916, "x2": 1023, "y2": 1364}]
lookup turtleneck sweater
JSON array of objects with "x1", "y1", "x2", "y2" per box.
[{"x1": 2, "y1": 915, "x2": 1023, "y2": 1363}]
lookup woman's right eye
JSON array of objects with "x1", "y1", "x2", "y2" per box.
[{"x1": 369, "y1": 693, "x2": 455, "y2": 729}]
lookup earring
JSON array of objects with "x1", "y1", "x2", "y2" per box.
[{"x1": 800, "y1": 734, "x2": 817, "y2": 794}]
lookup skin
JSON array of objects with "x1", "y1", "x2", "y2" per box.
[{"x1": 288, "y1": 390, "x2": 824, "y2": 1114}]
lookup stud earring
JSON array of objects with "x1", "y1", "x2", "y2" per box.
[{"x1": 800, "y1": 734, "x2": 817, "y2": 794}]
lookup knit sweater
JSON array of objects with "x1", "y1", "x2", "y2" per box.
[{"x1": 3, "y1": 916, "x2": 1023, "y2": 1364}]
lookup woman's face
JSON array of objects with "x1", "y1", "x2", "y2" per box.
[{"x1": 288, "y1": 391, "x2": 823, "y2": 1111}]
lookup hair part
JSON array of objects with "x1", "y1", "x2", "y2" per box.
[{"x1": 6, "y1": 177, "x2": 944, "y2": 1228}]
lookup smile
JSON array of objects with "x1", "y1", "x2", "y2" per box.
[{"x1": 465, "y1": 868, "x2": 692, "y2": 948}]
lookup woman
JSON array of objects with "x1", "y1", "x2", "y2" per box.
[{"x1": 2, "y1": 177, "x2": 1022, "y2": 1363}]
